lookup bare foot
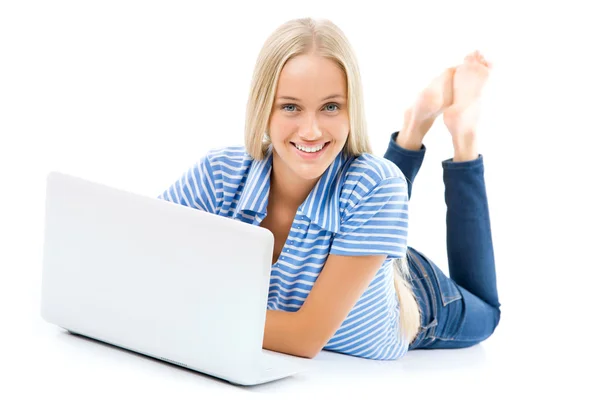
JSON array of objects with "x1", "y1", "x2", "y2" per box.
[
  {"x1": 443, "y1": 50, "x2": 492, "y2": 147},
  {"x1": 397, "y1": 66, "x2": 456, "y2": 150},
  {"x1": 411, "y1": 66, "x2": 456, "y2": 122}
]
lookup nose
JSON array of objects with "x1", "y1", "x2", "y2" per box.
[{"x1": 298, "y1": 113, "x2": 323, "y2": 141}]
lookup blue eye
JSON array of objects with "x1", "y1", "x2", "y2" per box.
[{"x1": 281, "y1": 103, "x2": 339, "y2": 112}]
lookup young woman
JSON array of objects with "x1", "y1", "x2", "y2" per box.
[{"x1": 158, "y1": 18, "x2": 501, "y2": 360}]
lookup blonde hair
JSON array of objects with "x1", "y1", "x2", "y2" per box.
[
  {"x1": 244, "y1": 17, "x2": 371, "y2": 160},
  {"x1": 394, "y1": 257, "x2": 422, "y2": 344},
  {"x1": 244, "y1": 17, "x2": 421, "y2": 344}
]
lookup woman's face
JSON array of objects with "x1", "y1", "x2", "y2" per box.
[{"x1": 268, "y1": 54, "x2": 349, "y2": 182}]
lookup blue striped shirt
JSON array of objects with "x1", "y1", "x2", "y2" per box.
[{"x1": 158, "y1": 144, "x2": 410, "y2": 360}]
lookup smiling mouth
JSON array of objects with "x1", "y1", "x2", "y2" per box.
[{"x1": 290, "y1": 142, "x2": 331, "y2": 152}]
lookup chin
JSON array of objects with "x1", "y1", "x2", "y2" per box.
[
  {"x1": 292, "y1": 147, "x2": 341, "y2": 179},
  {"x1": 274, "y1": 141, "x2": 339, "y2": 180}
]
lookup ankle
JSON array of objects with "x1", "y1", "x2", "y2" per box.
[
  {"x1": 452, "y1": 136, "x2": 478, "y2": 162},
  {"x1": 396, "y1": 110, "x2": 435, "y2": 150}
]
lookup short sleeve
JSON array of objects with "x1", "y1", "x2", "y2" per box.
[
  {"x1": 329, "y1": 177, "x2": 409, "y2": 260},
  {"x1": 157, "y1": 154, "x2": 220, "y2": 214}
]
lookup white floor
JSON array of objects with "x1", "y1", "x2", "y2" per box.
[{"x1": 2, "y1": 279, "x2": 593, "y2": 399}]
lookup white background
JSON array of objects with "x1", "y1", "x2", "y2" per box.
[{"x1": 1, "y1": 0, "x2": 599, "y2": 398}]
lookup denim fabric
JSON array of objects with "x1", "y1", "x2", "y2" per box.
[{"x1": 383, "y1": 131, "x2": 501, "y2": 350}]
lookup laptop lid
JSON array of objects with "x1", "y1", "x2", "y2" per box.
[{"x1": 41, "y1": 171, "x2": 275, "y2": 382}]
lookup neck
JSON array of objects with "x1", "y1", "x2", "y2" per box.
[{"x1": 269, "y1": 154, "x2": 318, "y2": 211}]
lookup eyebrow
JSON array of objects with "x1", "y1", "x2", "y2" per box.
[{"x1": 277, "y1": 94, "x2": 345, "y2": 102}]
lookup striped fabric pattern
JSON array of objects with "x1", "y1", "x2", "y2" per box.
[{"x1": 158, "y1": 144, "x2": 410, "y2": 360}]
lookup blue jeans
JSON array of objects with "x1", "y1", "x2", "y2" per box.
[{"x1": 383, "y1": 131, "x2": 501, "y2": 349}]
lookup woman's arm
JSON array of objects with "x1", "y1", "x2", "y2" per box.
[
  {"x1": 263, "y1": 169, "x2": 409, "y2": 358},
  {"x1": 262, "y1": 253, "x2": 387, "y2": 359}
]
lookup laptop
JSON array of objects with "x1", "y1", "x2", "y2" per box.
[{"x1": 40, "y1": 171, "x2": 310, "y2": 386}]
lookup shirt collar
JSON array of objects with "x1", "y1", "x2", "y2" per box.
[{"x1": 234, "y1": 144, "x2": 350, "y2": 233}]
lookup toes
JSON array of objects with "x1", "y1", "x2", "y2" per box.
[
  {"x1": 481, "y1": 55, "x2": 493, "y2": 69},
  {"x1": 474, "y1": 50, "x2": 492, "y2": 69},
  {"x1": 459, "y1": 51, "x2": 493, "y2": 75},
  {"x1": 445, "y1": 66, "x2": 457, "y2": 78},
  {"x1": 465, "y1": 51, "x2": 481, "y2": 65}
]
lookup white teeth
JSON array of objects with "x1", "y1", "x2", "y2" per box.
[{"x1": 294, "y1": 143, "x2": 326, "y2": 153}]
